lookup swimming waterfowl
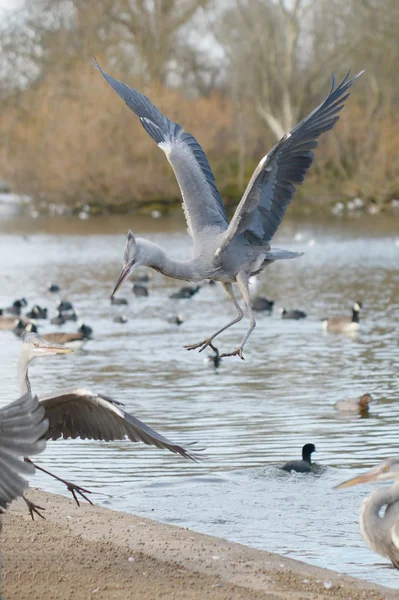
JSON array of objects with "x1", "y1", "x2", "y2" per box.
[
  {"x1": 322, "y1": 302, "x2": 362, "y2": 333},
  {"x1": 167, "y1": 314, "x2": 184, "y2": 325},
  {"x1": 282, "y1": 443, "x2": 316, "y2": 473},
  {"x1": 111, "y1": 296, "x2": 128, "y2": 305},
  {"x1": 252, "y1": 297, "x2": 274, "y2": 312},
  {"x1": 335, "y1": 393, "x2": 372, "y2": 412},
  {"x1": 132, "y1": 283, "x2": 149, "y2": 297},
  {"x1": 113, "y1": 314, "x2": 128, "y2": 324},
  {"x1": 50, "y1": 311, "x2": 66, "y2": 325},
  {"x1": 281, "y1": 308, "x2": 307, "y2": 320},
  {"x1": 13, "y1": 320, "x2": 38, "y2": 337},
  {"x1": 204, "y1": 347, "x2": 222, "y2": 368},
  {"x1": 26, "y1": 304, "x2": 48, "y2": 319},
  {"x1": 169, "y1": 286, "x2": 200, "y2": 300},
  {"x1": 43, "y1": 324, "x2": 93, "y2": 348},
  {"x1": 57, "y1": 300, "x2": 74, "y2": 312},
  {"x1": 48, "y1": 283, "x2": 60, "y2": 293}
]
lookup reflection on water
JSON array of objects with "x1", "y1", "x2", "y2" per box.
[{"x1": 0, "y1": 213, "x2": 398, "y2": 588}]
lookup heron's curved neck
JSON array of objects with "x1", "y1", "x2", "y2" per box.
[
  {"x1": 17, "y1": 350, "x2": 32, "y2": 396},
  {"x1": 360, "y1": 483, "x2": 399, "y2": 551},
  {"x1": 136, "y1": 238, "x2": 202, "y2": 281}
]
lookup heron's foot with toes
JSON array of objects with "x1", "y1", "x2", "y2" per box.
[
  {"x1": 24, "y1": 457, "x2": 94, "y2": 507},
  {"x1": 65, "y1": 481, "x2": 94, "y2": 507},
  {"x1": 184, "y1": 339, "x2": 218, "y2": 354},
  {"x1": 220, "y1": 348, "x2": 245, "y2": 360},
  {"x1": 23, "y1": 495, "x2": 46, "y2": 520}
]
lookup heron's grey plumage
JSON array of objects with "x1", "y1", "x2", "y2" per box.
[
  {"x1": 336, "y1": 458, "x2": 399, "y2": 568},
  {"x1": 218, "y1": 71, "x2": 364, "y2": 251},
  {"x1": 40, "y1": 389, "x2": 198, "y2": 460},
  {"x1": 95, "y1": 60, "x2": 228, "y2": 239},
  {"x1": 98, "y1": 62, "x2": 363, "y2": 357},
  {"x1": 0, "y1": 392, "x2": 48, "y2": 510},
  {"x1": 18, "y1": 333, "x2": 199, "y2": 462}
]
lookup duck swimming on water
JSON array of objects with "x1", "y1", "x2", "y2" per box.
[
  {"x1": 335, "y1": 393, "x2": 372, "y2": 413},
  {"x1": 282, "y1": 443, "x2": 316, "y2": 473}
]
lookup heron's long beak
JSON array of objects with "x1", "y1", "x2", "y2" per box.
[
  {"x1": 39, "y1": 342, "x2": 73, "y2": 355},
  {"x1": 335, "y1": 469, "x2": 379, "y2": 489},
  {"x1": 112, "y1": 264, "x2": 131, "y2": 297}
]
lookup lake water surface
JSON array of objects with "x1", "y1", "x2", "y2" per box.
[{"x1": 0, "y1": 212, "x2": 398, "y2": 588}]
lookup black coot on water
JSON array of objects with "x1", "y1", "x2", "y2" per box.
[{"x1": 282, "y1": 443, "x2": 316, "y2": 473}]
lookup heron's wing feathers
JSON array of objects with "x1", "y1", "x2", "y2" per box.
[
  {"x1": 218, "y1": 71, "x2": 364, "y2": 251},
  {"x1": 40, "y1": 389, "x2": 200, "y2": 461},
  {"x1": 0, "y1": 392, "x2": 48, "y2": 510},
  {"x1": 95, "y1": 61, "x2": 228, "y2": 238}
]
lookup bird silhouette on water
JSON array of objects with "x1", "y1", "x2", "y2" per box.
[
  {"x1": 169, "y1": 286, "x2": 200, "y2": 300},
  {"x1": 282, "y1": 444, "x2": 316, "y2": 473},
  {"x1": 281, "y1": 308, "x2": 307, "y2": 320}
]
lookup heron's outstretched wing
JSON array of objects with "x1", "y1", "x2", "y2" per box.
[
  {"x1": 218, "y1": 71, "x2": 364, "y2": 251},
  {"x1": 39, "y1": 389, "x2": 201, "y2": 461},
  {"x1": 0, "y1": 392, "x2": 48, "y2": 510},
  {"x1": 95, "y1": 61, "x2": 228, "y2": 239}
]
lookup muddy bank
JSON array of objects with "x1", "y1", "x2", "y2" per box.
[{"x1": 1, "y1": 489, "x2": 397, "y2": 600}]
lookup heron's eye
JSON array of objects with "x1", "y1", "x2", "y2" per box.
[
  {"x1": 33, "y1": 343, "x2": 38, "y2": 347},
  {"x1": 383, "y1": 465, "x2": 390, "y2": 473}
]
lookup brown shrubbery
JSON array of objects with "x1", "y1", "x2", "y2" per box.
[{"x1": 0, "y1": 61, "x2": 397, "y2": 213}]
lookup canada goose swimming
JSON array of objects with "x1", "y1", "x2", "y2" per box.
[
  {"x1": 252, "y1": 296, "x2": 274, "y2": 312},
  {"x1": 26, "y1": 304, "x2": 48, "y2": 319},
  {"x1": 132, "y1": 283, "x2": 149, "y2": 297},
  {"x1": 169, "y1": 286, "x2": 200, "y2": 300},
  {"x1": 48, "y1": 283, "x2": 60, "y2": 293},
  {"x1": 111, "y1": 295, "x2": 128, "y2": 305},
  {"x1": 43, "y1": 324, "x2": 93, "y2": 348},
  {"x1": 282, "y1": 443, "x2": 316, "y2": 473},
  {"x1": 322, "y1": 302, "x2": 362, "y2": 333},
  {"x1": 335, "y1": 393, "x2": 372, "y2": 413},
  {"x1": 0, "y1": 315, "x2": 31, "y2": 331},
  {"x1": 281, "y1": 308, "x2": 307, "y2": 320},
  {"x1": 13, "y1": 320, "x2": 38, "y2": 337}
]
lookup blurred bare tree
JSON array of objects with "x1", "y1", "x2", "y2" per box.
[{"x1": 0, "y1": 0, "x2": 397, "y2": 209}]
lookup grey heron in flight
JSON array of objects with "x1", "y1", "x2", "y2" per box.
[
  {"x1": 336, "y1": 459, "x2": 399, "y2": 568},
  {"x1": 97, "y1": 61, "x2": 363, "y2": 359},
  {"x1": 0, "y1": 391, "x2": 47, "y2": 512},
  {"x1": 18, "y1": 333, "x2": 201, "y2": 511}
]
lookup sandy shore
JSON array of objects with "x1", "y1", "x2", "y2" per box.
[{"x1": 1, "y1": 489, "x2": 397, "y2": 600}]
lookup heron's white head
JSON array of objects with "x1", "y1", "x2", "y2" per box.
[
  {"x1": 335, "y1": 458, "x2": 399, "y2": 489},
  {"x1": 112, "y1": 230, "x2": 141, "y2": 296},
  {"x1": 21, "y1": 332, "x2": 73, "y2": 362}
]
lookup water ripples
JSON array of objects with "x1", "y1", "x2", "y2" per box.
[{"x1": 0, "y1": 217, "x2": 398, "y2": 588}]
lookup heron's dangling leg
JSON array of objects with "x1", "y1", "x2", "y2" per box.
[
  {"x1": 22, "y1": 494, "x2": 46, "y2": 520},
  {"x1": 184, "y1": 282, "x2": 244, "y2": 353},
  {"x1": 24, "y1": 458, "x2": 94, "y2": 507},
  {"x1": 220, "y1": 273, "x2": 255, "y2": 360}
]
